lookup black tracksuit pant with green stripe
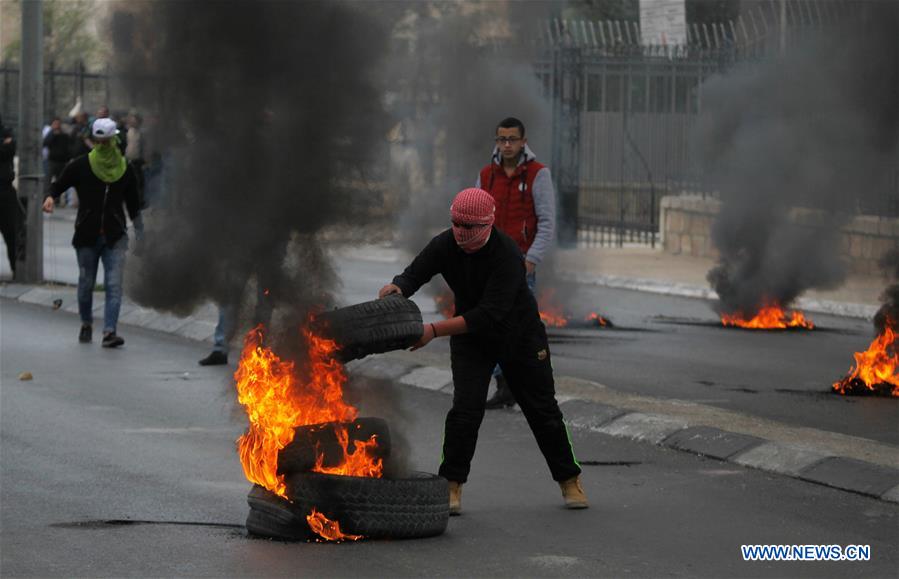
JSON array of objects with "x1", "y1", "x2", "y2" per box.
[
  {"x1": 439, "y1": 322, "x2": 580, "y2": 484},
  {"x1": 391, "y1": 228, "x2": 580, "y2": 484}
]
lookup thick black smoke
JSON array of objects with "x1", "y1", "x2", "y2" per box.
[
  {"x1": 387, "y1": 3, "x2": 554, "y2": 253},
  {"x1": 113, "y1": 1, "x2": 391, "y2": 343},
  {"x1": 384, "y1": 4, "x2": 557, "y2": 312},
  {"x1": 875, "y1": 249, "x2": 899, "y2": 334},
  {"x1": 698, "y1": 2, "x2": 898, "y2": 316}
]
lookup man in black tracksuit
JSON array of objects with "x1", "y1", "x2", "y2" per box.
[{"x1": 379, "y1": 187, "x2": 587, "y2": 515}]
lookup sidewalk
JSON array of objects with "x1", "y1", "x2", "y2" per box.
[
  {"x1": 2, "y1": 211, "x2": 887, "y2": 319},
  {"x1": 554, "y1": 245, "x2": 884, "y2": 319}
]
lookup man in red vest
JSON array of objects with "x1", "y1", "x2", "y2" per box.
[{"x1": 476, "y1": 117, "x2": 556, "y2": 409}]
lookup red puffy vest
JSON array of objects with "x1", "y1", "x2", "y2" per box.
[{"x1": 479, "y1": 159, "x2": 544, "y2": 255}]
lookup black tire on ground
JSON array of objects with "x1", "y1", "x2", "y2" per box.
[
  {"x1": 277, "y1": 417, "x2": 391, "y2": 476},
  {"x1": 245, "y1": 471, "x2": 449, "y2": 541},
  {"x1": 246, "y1": 488, "x2": 313, "y2": 541},
  {"x1": 313, "y1": 296, "x2": 423, "y2": 362}
]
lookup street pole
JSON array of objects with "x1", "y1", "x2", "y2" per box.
[{"x1": 16, "y1": 0, "x2": 43, "y2": 283}]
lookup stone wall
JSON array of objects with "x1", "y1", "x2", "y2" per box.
[
  {"x1": 659, "y1": 195, "x2": 721, "y2": 259},
  {"x1": 660, "y1": 195, "x2": 899, "y2": 274}
]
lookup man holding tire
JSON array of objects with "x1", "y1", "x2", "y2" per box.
[{"x1": 379, "y1": 187, "x2": 587, "y2": 515}]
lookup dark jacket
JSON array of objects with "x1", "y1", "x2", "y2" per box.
[
  {"x1": 70, "y1": 124, "x2": 92, "y2": 158},
  {"x1": 42, "y1": 131, "x2": 72, "y2": 163},
  {"x1": 48, "y1": 155, "x2": 141, "y2": 247},
  {"x1": 0, "y1": 123, "x2": 15, "y2": 185},
  {"x1": 392, "y1": 228, "x2": 540, "y2": 341}
]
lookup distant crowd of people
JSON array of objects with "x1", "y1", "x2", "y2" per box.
[{"x1": 40, "y1": 105, "x2": 149, "y2": 208}]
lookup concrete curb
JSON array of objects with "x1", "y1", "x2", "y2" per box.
[
  {"x1": 2, "y1": 284, "x2": 217, "y2": 344},
  {"x1": 350, "y1": 357, "x2": 899, "y2": 504},
  {"x1": 561, "y1": 272, "x2": 880, "y2": 321},
  {"x1": 4, "y1": 285, "x2": 897, "y2": 503}
]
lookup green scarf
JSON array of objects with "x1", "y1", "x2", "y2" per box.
[{"x1": 88, "y1": 138, "x2": 127, "y2": 183}]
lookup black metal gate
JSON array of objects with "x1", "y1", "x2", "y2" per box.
[{"x1": 537, "y1": 1, "x2": 878, "y2": 247}]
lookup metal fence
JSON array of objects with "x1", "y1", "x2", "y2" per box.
[
  {"x1": 0, "y1": 60, "x2": 111, "y2": 127},
  {"x1": 537, "y1": 44, "x2": 730, "y2": 247},
  {"x1": 538, "y1": 1, "x2": 898, "y2": 247}
]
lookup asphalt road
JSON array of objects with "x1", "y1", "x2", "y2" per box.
[
  {"x1": 2, "y1": 300, "x2": 897, "y2": 577},
  {"x1": 7, "y1": 214, "x2": 896, "y2": 445},
  {"x1": 334, "y1": 254, "x2": 899, "y2": 446}
]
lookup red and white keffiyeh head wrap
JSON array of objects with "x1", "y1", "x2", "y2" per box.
[{"x1": 450, "y1": 188, "x2": 495, "y2": 253}]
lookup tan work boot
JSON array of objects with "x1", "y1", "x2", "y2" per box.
[
  {"x1": 559, "y1": 476, "x2": 589, "y2": 509},
  {"x1": 448, "y1": 481, "x2": 463, "y2": 516}
]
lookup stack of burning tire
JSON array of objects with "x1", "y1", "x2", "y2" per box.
[{"x1": 244, "y1": 296, "x2": 450, "y2": 541}]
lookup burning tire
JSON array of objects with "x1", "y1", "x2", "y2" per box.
[
  {"x1": 246, "y1": 472, "x2": 449, "y2": 541},
  {"x1": 313, "y1": 296, "x2": 423, "y2": 362},
  {"x1": 277, "y1": 417, "x2": 391, "y2": 475},
  {"x1": 246, "y1": 488, "x2": 313, "y2": 541}
]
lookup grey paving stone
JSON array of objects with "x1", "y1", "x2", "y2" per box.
[
  {"x1": 662, "y1": 426, "x2": 765, "y2": 461},
  {"x1": 597, "y1": 413, "x2": 689, "y2": 444},
  {"x1": 119, "y1": 306, "x2": 158, "y2": 327},
  {"x1": 0, "y1": 284, "x2": 33, "y2": 299},
  {"x1": 799, "y1": 457, "x2": 899, "y2": 498},
  {"x1": 18, "y1": 287, "x2": 63, "y2": 307},
  {"x1": 192, "y1": 301, "x2": 220, "y2": 322},
  {"x1": 62, "y1": 292, "x2": 106, "y2": 316},
  {"x1": 560, "y1": 399, "x2": 628, "y2": 430},
  {"x1": 733, "y1": 442, "x2": 832, "y2": 477},
  {"x1": 881, "y1": 484, "x2": 899, "y2": 503},
  {"x1": 63, "y1": 298, "x2": 81, "y2": 314},
  {"x1": 144, "y1": 312, "x2": 191, "y2": 333},
  {"x1": 399, "y1": 366, "x2": 453, "y2": 391},
  {"x1": 175, "y1": 319, "x2": 217, "y2": 342}
]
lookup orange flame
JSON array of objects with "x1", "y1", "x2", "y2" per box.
[
  {"x1": 833, "y1": 324, "x2": 899, "y2": 397},
  {"x1": 538, "y1": 288, "x2": 569, "y2": 327},
  {"x1": 306, "y1": 508, "x2": 363, "y2": 542},
  {"x1": 235, "y1": 323, "x2": 380, "y2": 498},
  {"x1": 585, "y1": 312, "x2": 610, "y2": 327},
  {"x1": 539, "y1": 309, "x2": 569, "y2": 327},
  {"x1": 720, "y1": 303, "x2": 814, "y2": 330},
  {"x1": 313, "y1": 429, "x2": 383, "y2": 478}
]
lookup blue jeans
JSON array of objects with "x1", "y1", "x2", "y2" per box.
[
  {"x1": 212, "y1": 305, "x2": 235, "y2": 354},
  {"x1": 76, "y1": 235, "x2": 127, "y2": 334}
]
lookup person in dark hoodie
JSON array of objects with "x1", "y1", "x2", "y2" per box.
[
  {"x1": 42, "y1": 117, "x2": 72, "y2": 201},
  {"x1": 0, "y1": 117, "x2": 19, "y2": 277},
  {"x1": 0, "y1": 115, "x2": 19, "y2": 276},
  {"x1": 379, "y1": 187, "x2": 586, "y2": 516},
  {"x1": 42, "y1": 117, "x2": 142, "y2": 348}
]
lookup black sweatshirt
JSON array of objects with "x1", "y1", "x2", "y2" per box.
[
  {"x1": 392, "y1": 227, "x2": 541, "y2": 340},
  {"x1": 0, "y1": 125, "x2": 14, "y2": 185},
  {"x1": 48, "y1": 155, "x2": 140, "y2": 248},
  {"x1": 42, "y1": 131, "x2": 72, "y2": 163}
]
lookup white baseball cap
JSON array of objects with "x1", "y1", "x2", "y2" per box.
[{"x1": 92, "y1": 117, "x2": 119, "y2": 141}]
